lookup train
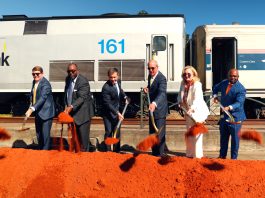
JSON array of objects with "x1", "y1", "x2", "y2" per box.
[{"x1": 0, "y1": 14, "x2": 264, "y2": 118}]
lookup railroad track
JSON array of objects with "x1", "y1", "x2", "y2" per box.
[{"x1": 0, "y1": 117, "x2": 264, "y2": 125}]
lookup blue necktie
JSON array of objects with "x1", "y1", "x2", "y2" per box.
[
  {"x1": 67, "y1": 80, "x2": 74, "y2": 106},
  {"x1": 115, "y1": 83, "x2": 120, "y2": 96}
]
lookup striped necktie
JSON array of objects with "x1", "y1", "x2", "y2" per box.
[{"x1": 33, "y1": 83, "x2": 39, "y2": 104}]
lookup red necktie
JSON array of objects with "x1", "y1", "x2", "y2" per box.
[{"x1": 226, "y1": 84, "x2": 232, "y2": 95}]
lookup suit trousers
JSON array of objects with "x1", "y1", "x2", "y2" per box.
[
  {"x1": 219, "y1": 119, "x2": 242, "y2": 159},
  {"x1": 76, "y1": 120, "x2": 91, "y2": 152},
  {"x1": 149, "y1": 117, "x2": 166, "y2": 156},
  {"x1": 35, "y1": 115, "x2": 53, "y2": 150},
  {"x1": 103, "y1": 116, "x2": 120, "y2": 152}
]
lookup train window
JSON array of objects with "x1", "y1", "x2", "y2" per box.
[
  {"x1": 153, "y1": 36, "x2": 167, "y2": 51},
  {"x1": 98, "y1": 61, "x2": 121, "y2": 81},
  {"x1": 122, "y1": 60, "x2": 145, "y2": 81},
  {"x1": 49, "y1": 61, "x2": 94, "y2": 82},
  {"x1": 23, "y1": 20, "x2": 48, "y2": 35}
]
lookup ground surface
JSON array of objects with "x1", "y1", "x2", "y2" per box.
[{"x1": 0, "y1": 148, "x2": 265, "y2": 197}]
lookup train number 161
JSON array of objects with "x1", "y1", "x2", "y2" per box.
[{"x1": 98, "y1": 39, "x2": 125, "y2": 54}]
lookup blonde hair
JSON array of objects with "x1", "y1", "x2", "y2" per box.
[{"x1": 181, "y1": 65, "x2": 200, "y2": 82}]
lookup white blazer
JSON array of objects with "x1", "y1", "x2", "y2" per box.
[{"x1": 178, "y1": 81, "x2": 209, "y2": 122}]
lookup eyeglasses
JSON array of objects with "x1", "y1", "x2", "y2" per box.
[
  {"x1": 32, "y1": 73, "x2": 41, "y2": 76},
  {"x1": 182, "y1": 73, "x2": 192, "y2": 77},
  {"x1": 148, "y1": 67, "x2": 156, "y2": 71},
  {"x1": 67, "y1": 70, "x2": 76, "y2": 73}
]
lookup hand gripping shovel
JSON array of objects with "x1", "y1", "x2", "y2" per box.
[
  {"x1": 105, "y1": 102, "x2": 129, "y2": 145},
  {"x1": 180, "y1": 106, "x2": 208, "y2": 137},
  {"x1": 218, "y1": 102, "x2": 235, "y2": 123},
  {"x1": 136, "y1": 92, "x2": 163, "y2": 151},
  {"x1": 17, "y1": 116, "x2": 30, "y2": 132},
  {"x1": 217, "y1": 102, "x2": 263, "y2": 144}
]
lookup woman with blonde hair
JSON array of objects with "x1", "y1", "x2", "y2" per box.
[{"x1": 177, "y1": 65, "x2": 209, "y2": 158}]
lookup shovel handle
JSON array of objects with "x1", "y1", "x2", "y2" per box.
[
  {"x1": 113, "y1": 102, "x2": 129, "y2": 138},
  {"x1": 21, "y1": 116, "x2": 28, "y2": 129},
  {"x1": 218, "y1": 102, "x2": 235, "y2": 123},
  {"x1": 179, "y1": 106, "x2": 196, "y2": 123},
  {"x1": 146, "y1": 92, "x2": 159, "y2": 133}
]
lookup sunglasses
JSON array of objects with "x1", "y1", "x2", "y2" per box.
[
  {"x1": 229, "y1": 75, "x2": 238, "y2": 78},
  {"x1": 67, "y1": 70, "x2": 76, "y2": 73},
  {"x1": 182, "y1": 73, "x2": 192, "y2": 77},
  {"x1": 148, "y1": 67, "x2": 156, "y2": 71},
  {"x1": 32, "y1": 72, "x2": 41, "y2": 76}
]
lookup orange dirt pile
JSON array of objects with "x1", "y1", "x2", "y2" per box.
[
  {"x1": 136, "y1": 135, "x2": 160, "y2": 151},
  {"x1": 185, "y1": 123, "x2": 208, "y2": 137},
  {"x1": 57, "y1": 112, "x2": 74, "y2": 124},
  {"x1": 239, "y1": 129, "x2": 263, "y2": 144},
  {"x1": 0, "y1": 148, "x2": 265, "y2": 197},
  {"x1": 0, "y1": 128, "x2": 11, "y2": 140},
  {"x1": 105, "y1": 137, "x2": 120, "y2": 145}
]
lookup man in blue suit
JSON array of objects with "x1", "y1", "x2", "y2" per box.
[
  {"x1": 213, "y1": 69, "x2": 246, "y2": 159},
  {"x1": 101, "y1": 68, "x2": 128, "y2": 152},
  {"x1": 25, "y1": 66, "x2": 55, "y2": 150},
  {"x1": 144, "y1": 60, "x2": 168, "y2": 156}
]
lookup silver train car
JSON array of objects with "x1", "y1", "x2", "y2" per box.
[
  {"x1": 190, "y1": 24, "x2": 265, "y2": 118},
  {"x1": 0, "y1": 14, "x2": 186, "y2": 115}
]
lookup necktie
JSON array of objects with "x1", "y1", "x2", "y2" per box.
[
  {"x1": 150, "y1": 77, "x2": 154, "y2": 85},
  {"x1": 67, "y1": 80, "x2": 74, "y2": 106},
  {"x1": 33, "y1": 83, "x2": 38, "y2": 105},
  {"x1": 226, "y1": 84, "x2": 232, "y2": 95},
  {"x1": 115, "y1": 83, "x2": 120, "y2": 96}
]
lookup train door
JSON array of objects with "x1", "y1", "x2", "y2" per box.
[
  {"x1": 151, "y1": 35, "x2": 168, "y2": 78},
  {"x1": 212, "y1": 38, "x2": 237, "y2": 85}
]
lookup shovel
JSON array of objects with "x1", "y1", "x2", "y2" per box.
[
  {"x1": 105, "y1": 102, "x2": 129, "y2": 145},
  {"x1": 136, "y1": 93, "x2": 162, "y2": 151},
  {"x1": 218, "y1": 102, "x2": 235, "y2": 123},
  {"x1": 146, "y1": 92, "x2": 159, "y2": 133},
  {"x1": 17, "y1": 116, "x2": 30, "y2": 132},
  {"x1": 179, "y1": 105, "x2": 208, "y2": 137}
]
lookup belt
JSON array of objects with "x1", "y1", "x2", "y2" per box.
[{"x1": 225, "y1": 120, "x2": 242, "y2": 124}]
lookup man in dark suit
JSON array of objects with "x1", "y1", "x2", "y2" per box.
[
  {"x1": 64, "y1": 63, "x2": 94, "y2": 152},
  {"x1": 101, "y1": 68, "x2": 128, "y2": 152},
  {"x1": 144, "y1": 60, "x2": 168, "y2": 156},
  {"x1": 213, "y1": 69, "x2": 246, "y2": 159},
  {"x1": 25, "y1": 66, "x2": 55, "y2": 150}
]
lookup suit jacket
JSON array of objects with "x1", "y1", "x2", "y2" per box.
[
  {"x1": 30, "y1": 77, "x2": 55, "y2": 120},
  {"x1": 148, "y1": 71, "x2": 168, "y2": 119},
  {"x1": 64, "y1": 74, "x2": 94, "y2": 125},
  {"x1": 212, "y1": 79, "x2": 246, "y2": 122},
  {"x1": 178, "y1": 81, "x2": 209, "y2": 122},
  {"x1": 101, "y1": 80, "x2": 127, "y2": 120}
]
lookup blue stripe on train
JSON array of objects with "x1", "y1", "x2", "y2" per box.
[
  {"x1": 206, "y1": 53, "x2": 265, "y2": 70},
  {"x1": 238, "y1": 54, "x2": 265, "y2": 70}
]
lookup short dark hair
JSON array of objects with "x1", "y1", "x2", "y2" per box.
[
  {"x1": 108, "y1": 67, "x2": 119, "y2": 76},
  {"x1": 32, "y1": 66, "x2": 43, "y2": 73}
]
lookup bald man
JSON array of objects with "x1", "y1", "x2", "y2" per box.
[{"x1": 213, "y1": 69, "x2": 246, "y2": 159}]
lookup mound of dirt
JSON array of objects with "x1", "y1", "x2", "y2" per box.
[{"x1": 0, "y1": 148, "x2": 264, "y2": 197}]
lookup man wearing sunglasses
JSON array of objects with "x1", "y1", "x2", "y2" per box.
[
  {"x1": 64, "y1": 63, "x2": 94, "y2": 152},
  {"x1": 213, "y1": 69, "x2": 246, "y2": 159},
  {"x1": 143, "y1": 60, "x2": 168, "y2": 156},
  {"x1": 25, "y1": 66, "x2": 55, "y2": 150}
]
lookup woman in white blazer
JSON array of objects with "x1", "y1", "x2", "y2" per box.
[{"x1": 177, "y1": 66, "x2": 209, "y2": 158}]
